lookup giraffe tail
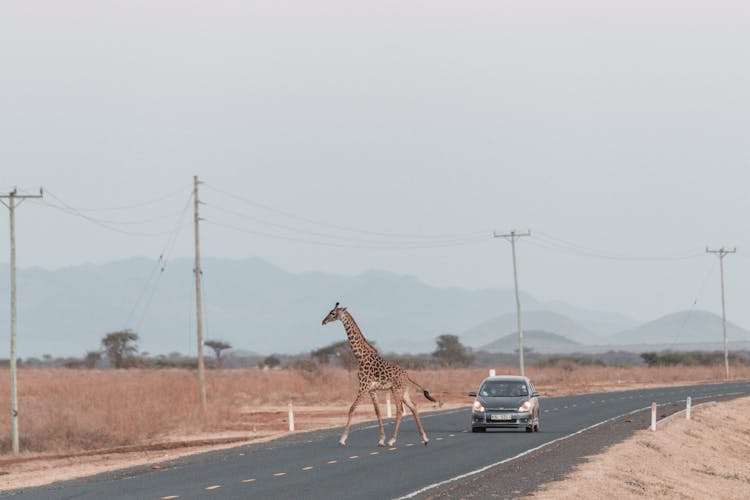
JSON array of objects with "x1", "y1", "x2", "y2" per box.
[
  {"x1": 422, "y1": 389, "x2": 437, "y2": 403},
  {"x1": 409, "y1": 377, "x2": 442, "y2": 406}
]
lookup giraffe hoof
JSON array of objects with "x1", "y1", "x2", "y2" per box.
[
  {"x1": 378, "y1": 441, "x2": 385, "y2": 447},
  {"x1": 387, "y1": 439, "x2": 396, "y2": 447}
]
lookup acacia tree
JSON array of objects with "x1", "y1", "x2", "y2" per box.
[
  {"x1": 432, "y1": 334, "x2": 474, "y2": 367},
  {"x1": 101, "y1": 330, "x2": 139, "y2": 369},
  {"x1": 84, "y1": 350, "x2": 101, "y2": 369},
  {"x1": 204, "y1": 340, "x2": 232, "y2": 369},
  {"x1": 260, "y1": 354, "x2": 281, "y2": 369}
]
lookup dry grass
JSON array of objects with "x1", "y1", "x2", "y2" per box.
[{"x1": 1, "y1": 364, "x2": 749, "y2": 456}]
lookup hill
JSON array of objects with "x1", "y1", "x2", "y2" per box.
[
  {"x1": 542, "y1": 300, "x2": 637, "y2": 336},
  {"x1": 609, "y1": 310, "x2": 750, "y2": 345},
  {"x1": 480, "y1": 330, "x2": 580, "y2": 354},
  {"x1": 461, "y1": 310, "x2": 605, "y2": 348}
]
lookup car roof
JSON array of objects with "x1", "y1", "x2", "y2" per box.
[{"x1": 481, "y1": 375, "x2": 530, "y2": 383}]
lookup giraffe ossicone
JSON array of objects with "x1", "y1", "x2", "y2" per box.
[{"x1": 322, "y1": 302, "x2": 438, "y2": 447}]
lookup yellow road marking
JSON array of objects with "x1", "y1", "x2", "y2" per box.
[
  {"x1": 205, "y1": 485, "x2": 221, "y2": 490},
  {"x1": 303, "y1": 466, "x2": 314, "y2": 470},
  {"x1": 388, "y1": 447, "x2": 397, "y2": 451},
  {"x1": 449, "y1": 434, "x2": 456, "y2": 437},
  {"x1": 242, "y1": 478, "x2": 256, "y2": 483},
  {"x1": 436, "y1": 437, "x2": 444, "y2": 441},
  {"x1": 327, "y1": 460, "x2": 337, "y2": 464},
  {"x1": 161, "y1": 496, "x2": 179, "y2": 499},
  {"x1": 349, "y1": 455, "x2": 359, "y2": 459},
  {"x1": 274, "y1": 472, "x2": 287, "y2": 477},
  {"x1": 406, "y1": 443, "x2": 414, "y2": 447},
  {"x1": 369, "y1": 451, "x2": 379, "y2": 455}
]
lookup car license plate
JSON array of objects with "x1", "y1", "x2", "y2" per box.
[{"x1": 490, "y1": 414, "x2": 512, "y2": 421}]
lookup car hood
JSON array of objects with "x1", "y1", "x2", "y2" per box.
[{"x1": 479, "y1": 396, "x2": 527, "y2": 410}]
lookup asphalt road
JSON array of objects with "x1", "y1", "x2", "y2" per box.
[{"x1": 6, "y1": 380, "x2": 750, "y2": 500}]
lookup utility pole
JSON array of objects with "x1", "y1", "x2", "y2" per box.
[
  {"x1": 0, "y1": 187, "x2": 43, "y2": 456},
  {"x1": 706, "y1": 246, "x2": 736, "y2": 381},
  {"x1": 493, "y1": 230, "x2": 531, "y2": 377},
  {"x1": 193, "y1": 176, "x2": 207, "y2": 413}
]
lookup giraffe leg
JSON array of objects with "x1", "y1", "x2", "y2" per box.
[
  {"x1": 340, "y1": 391, "x2": 366, "y2": 446},
  {"x1": 369, "y1": 391, "x2": 386, "y2": 447},
  {"x1": 387, "y1": 390, "x2": 404, "y2": 447},
  {"x1": 403, "y1": 391, "x2": 429, "y2": 445}
]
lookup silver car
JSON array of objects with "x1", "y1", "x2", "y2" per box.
[{"x1": 468, "y1": 375, "x2": 540, "y2": 433}]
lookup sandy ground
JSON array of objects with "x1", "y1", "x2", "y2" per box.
[{"x1": 529, "y1": 396, "x2": 750, "y2": 499}]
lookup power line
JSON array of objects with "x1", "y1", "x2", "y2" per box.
[
  {"x1": 203, "y1": 202, "x2": 488, "y2": 247},
  {"x1": 44, "y1": 184, "x2": 192, "y2": 212},
  {"x1": 204, "y1": 219, "x2": 490, "y2": 250},
  {"x1": 124, "y1": 192, "x2": 194, "y2": 330},
  {"x1": 38, "y1": 201, "x2": 185, "y2": 225},
  {"x1": 532, "y1": 231, "x2": 704, "y2": 262},
  {"x1": 666, "y1": 258, "x2": 718, "y2": 347},
  {"x1": 38, "y1": 189, "x2": 188, "y2": 237},
  {"x1": 202, "y1": 182, "x2": 488, "y2": 241}
]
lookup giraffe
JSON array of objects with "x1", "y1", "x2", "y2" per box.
[{"x1": 321, "y1": 302, "x2": 437, "y2": 447}]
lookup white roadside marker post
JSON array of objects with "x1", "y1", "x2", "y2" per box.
[
  {"x1": 288, "y1": 402, "x2": 295, "y2": 432},
  {"x1": 650, "y1": 402, "x2": 657, "y2": 431},
  {"x1": 489, "y1": 369, "x2": 496, "y2": 377},
  {"x1": 686, "y1": 397, "x2": 692, "y2": 420}
]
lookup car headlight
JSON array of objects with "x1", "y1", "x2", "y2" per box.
[
  {"x1": 518, "y1": 400, "x2": 532, "y2": 412},
  {"x1": 473, "y1": 400, "x2": 485, "y2": 412}
]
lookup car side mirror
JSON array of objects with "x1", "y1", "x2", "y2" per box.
[
  {"x1": 531, "y1": 391, "x2": 540, "y2": 398},
  {"x1": 468, "y1": 391, "x2": 477, "y2": 397}
]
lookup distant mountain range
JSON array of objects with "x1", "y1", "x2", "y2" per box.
[
  {"x1": 0, "y1": 258, "x2": 538, "y2": 357},
  {"x1": 0, "y1": 258, "x2": 747, "y2": 358},
  {"x1": 468, "y1": 309, "x2": 750, "y2": 354}
]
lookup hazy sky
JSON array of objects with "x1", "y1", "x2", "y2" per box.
[{"x1": 1, "y1": 1, "x2": 749, "y2": 329}]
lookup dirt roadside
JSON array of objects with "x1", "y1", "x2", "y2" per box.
[{"x1": 528, "y1": 395, "x2": 750, "y2": 499}]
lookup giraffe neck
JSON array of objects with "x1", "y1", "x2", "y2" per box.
[{"x1": 340, "y1": 311, "x2": 379, "y2": 362}]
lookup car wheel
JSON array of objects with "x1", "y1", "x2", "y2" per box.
[
  {"x1": 472, "y1": 427, "x2": 486, "y2": 433},
  {"x1": 534, "y1": 421, "x2": 540, "y2": 432},
  {"x1": 525, "y1": 426, "x2": 533, "y2": 433}
]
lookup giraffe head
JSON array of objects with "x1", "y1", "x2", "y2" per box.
[{"x1": 322, "y1": 302, "x2": 346, "y2": 325}]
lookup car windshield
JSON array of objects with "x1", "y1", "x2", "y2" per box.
[{"x1": 479, "y1": 381, "x2": 529, "y2": 397}]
